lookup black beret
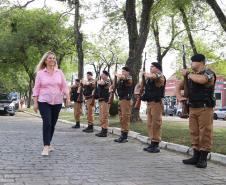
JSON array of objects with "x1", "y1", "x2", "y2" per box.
[
  {"x1": 191, "y1": 54, "x2": 205, "y2": 63},
  {"x1": 151, "y1": 62, "x2": 162, "y2": 72},
  {"x1": 75, "y1": 79, "x2": 80, "y2": 82},
  {"x1": 102, "y1": 70, "x2": 109, "y2": 76},
  {"x1": 87, "y1": 71, "x2": 93, "y2": 76},
  {"x1": 122, "y1": 66, "x2": 130, "y2": 72}
]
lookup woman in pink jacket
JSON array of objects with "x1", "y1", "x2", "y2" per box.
[{"x1": 33, "y1": 51, "x2": 70, "y2": 156}]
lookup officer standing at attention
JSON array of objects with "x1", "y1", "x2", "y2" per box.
[
  {"x1": 142, "y1": 62, "x2": 166, "y2": 153},
  {"x1": 82, "y1": 72, "x2": 95, "y2": 133},
  {"x1": 176, "y1": 54, "x2": 216, "y2": 168},
  {"x1": 71, "y1": 79, "x2": 82, "y2": 129},
  {"x1": 95, "y1": 71, "x2": 111, "y2": 137},
  {"x1": 110, "y1": 66, "x2": 133, "y2": 143}
]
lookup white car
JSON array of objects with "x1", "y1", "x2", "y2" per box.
[{"x1": 213, "y1": 107, "x2": 226, "y2": 120}]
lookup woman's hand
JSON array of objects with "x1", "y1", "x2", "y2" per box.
[
  {"x1": 33, "y1": 102, "x2": 38, "y2": 113},
  {"x1": 177, "y1": 96, "x2": 187, "y2": 102}
]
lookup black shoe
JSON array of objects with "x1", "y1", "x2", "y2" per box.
[
  {"x1": 83, "y1": 124, "x2": 93, "y2": 133},
  {"x1": 183, "y1": 149, "x2": 200, "y2": 165},
  {"x1": 72, "y1": 122, "x2": 80, "y2": 129},
  {"x1": 196, "y1": 151, "x2": 208, "y2": 168},
  {"x1": 114, "y1": 132, "x2": 128, "y2": 143},
  {"x1": 145, "y1": 142, "x2": 160, "y2": 153},
  {"x1": 143, "y1": 143, "x2": 154, "y2": 151},
  {"x1": 95, "y1": 128, "x2": 108, "y2": 137}
]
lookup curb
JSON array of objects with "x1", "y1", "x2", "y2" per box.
[{"x1": 24, "y1": 111, "x2": 226, "y2": 166}]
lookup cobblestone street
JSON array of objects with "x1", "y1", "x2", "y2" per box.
[{"x1": 0, "y1": 112, "x2": 226, "y2": 185}]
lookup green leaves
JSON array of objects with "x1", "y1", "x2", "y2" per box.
[{"x1": 0, "y1": 8, "x2": 74, "y2": 93}]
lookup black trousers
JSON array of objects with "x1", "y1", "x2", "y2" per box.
[{"x1": 38, "y1": 102, "x2": 62, "y2": 146}]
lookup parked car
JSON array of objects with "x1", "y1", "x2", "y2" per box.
[
  {"x1": 176, "y1": 108, "x2": 182, "y2": 117},
  {"x1": 213, "y1": 107, "x2": 226, "y2": 120},
  {"x1": 0, "y1": 93, "x2": 17, "y2": 116},
  {"x1": 8, "y1": 92, "x2": 20, "y2": 110},
  {"x1": 163, "y1": 105, "x2": 175, "y2": 116}
]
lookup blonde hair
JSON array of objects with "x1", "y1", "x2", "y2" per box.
[{"x1": 35, "y1": 51, "x2": 57, "y2": 73}]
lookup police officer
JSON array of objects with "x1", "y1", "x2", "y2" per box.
[
  {"x1": 110, "y1": 66, "x2": 133, "y2": 143},
  {"x1": 176, "y1": 54, "x2": 216, "y2": 168},
  {"x1": 82, "y1": 72, "x2": 95, "y2": 133},
  {"x1": 142, "y1": 62, "x2": 166, "y2": 153},
  {"x1": 95, "y1": 71, "x2": 111, "y2": 137},
  {"x1": 71, "y1": 79, "x2": 83, "y2": 129}
]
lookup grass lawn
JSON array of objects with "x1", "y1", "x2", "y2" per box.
[{"x1": 25, "y1": 108, "x2": 226, "y2": 155}]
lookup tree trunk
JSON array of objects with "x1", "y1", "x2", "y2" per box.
[
  {"x1": 151, "y1": 19, "x2": 163, "y2": 66},
  {"x1": 27, "y1": 77, "x2": 33, "y2": 108},
  {"x1": 74, "y1": 0, "x2": 84, "y2": 79},
  {"x1": 206, "y1": 0, "x2": 226, "y2": 32},
  {"x1": 179, "y1": 7, "x2": 198, "y2": 55},
  {"x1": 124, "y1": 0, "x2": 154, "y2": 122},
  {"x1": 57, "y1": 54, "x2": 64, "y2": 68}
]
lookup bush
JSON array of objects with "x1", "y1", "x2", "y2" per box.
[{"x1": 109, "y1": 100, "x2": 118, "y2": 116}]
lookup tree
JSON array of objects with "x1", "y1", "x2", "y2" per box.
[
  {"x1": 57, "y1": 0, "x2": 84, "y2": 79},
  {"x1": 150, "y1": 15, "x2": 186, "y2": 66},
  {"x1": 123, "y1": 0, "x2": 154, "y2": 122},
  {"x1": 124, "y1": 0, "x2": 154, "y2": 85},
  {"x1": 0, "y1": 9, "x2": 74, "y2": 107},
  {"x1": 205, "y1": 0, "x2": 226, "y2": 32}
]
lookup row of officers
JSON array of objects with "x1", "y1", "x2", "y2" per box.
[{"x1": 70, "y1": 54, "x2": 216, "y2": 169}]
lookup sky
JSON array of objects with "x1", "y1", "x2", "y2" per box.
[{"x1": 9, "y1": 0, "x2": 226, "y2": 79}]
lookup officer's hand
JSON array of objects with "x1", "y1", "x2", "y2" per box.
[
  {"x1": 140, "y1": 71, "x2": 145, "y2": 76},
  {"x1": 82, "y1": 80, "x2": 87, "y2": 85},
  {"x1": 181, "y1": 69, "x2": 189, "y2": 77},
  {"x1": 177, "y1": 96, "x2": 187, "y2": 102},
  {"x1": 144, "y1": 73, "x2": 154, "y2": 78},
  {"x1": 109, "y1": 85, "x2": 113, "y2": 92},
  {"x1": 134, "y1": 94, "x2": 140, "y2": 98},
  {"x1": 65, "y1": 98, "x2": 71, "y2": 108},
  {"x1": 115, "y1": 74, "x2": 120, "y2": 78},
  {"x1": 33, "y1": 102, "x2": 38, "y2": 113}
]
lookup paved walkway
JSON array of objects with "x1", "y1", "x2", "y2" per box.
[{"x1": 0, "y1": 112, "x2": 226, "y2": 185}]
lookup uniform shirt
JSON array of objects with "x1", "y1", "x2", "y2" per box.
[
  {"x1": 142, "y1": 72, "x2": 166, "y2": 102},
  {"x1": 70, "y1": 85, "x2": 80, "y2": 102},
  {"x1": 97, "y1": 79, "x2": 111, "y2": 100},
  {"x1": 190, "y1": 68, "x2": 215, "y2": 85},
  {"x1": 117, "y1": 75, "x2": 133, "y2": 100},
  {"x1": 187, "y1": 68, "x2": 216, "y2": 107},
  {"x1": 33, "y1": 68, "x2": 69, "y2": 105},
  {"x1": 99, "y1": 79, "x2": 111, "y2": 88},
  {"x1": 83, "y1": 79, "x2": 95, "y2": 97},
  {"x1": 154, "y1": 72, "x2": 165, "y2": 87}
]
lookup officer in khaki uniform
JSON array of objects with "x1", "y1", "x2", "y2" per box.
[
  {"x1": 82, "y1": 72, "x2": 95, "y2": 133},
  {"x1": 95, "y1": 71, "x2": 111, "y2": 137},
  {"x1": 110, "y1": 66, "x2": 133, "y2": 143},
  {"x1": 176, "y1": 54, "x2": 216, "y2": 168},
  {"x1": 141, "y1": 62, "x2": 166, "y2": 153},
  {"x1": 71, "y1": 79, "x2": 82, "y2": 129}
]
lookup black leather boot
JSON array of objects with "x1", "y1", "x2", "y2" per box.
[
  {"x1": 183, "y1": 149, "x2": 200, "y2": 165},
  {"x1": 95, "y1": 128, "x2": 108, "y2": 137},
  {"x1": 114, "y1": 132, "x2": 128, "y2": 143},
  {"x1": 145, "y1": 141, "x2": 160, "y2": 153},
  {"x1": 196, "y1": 150, "x2": 208, "y2": 168},
  {"x1": 143, "y1": 142, "x2": 155, "y2": 151},
  {"x1": 72, "y1": 121, "x2": 80, "y2": 129},
  {"x1": 82, "y1": 124, "x2": 93, "y2": 133}
]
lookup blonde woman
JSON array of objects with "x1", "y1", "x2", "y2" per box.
[{"x1": 33, "y1": 51, "x2": 70, "y2": 156}]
